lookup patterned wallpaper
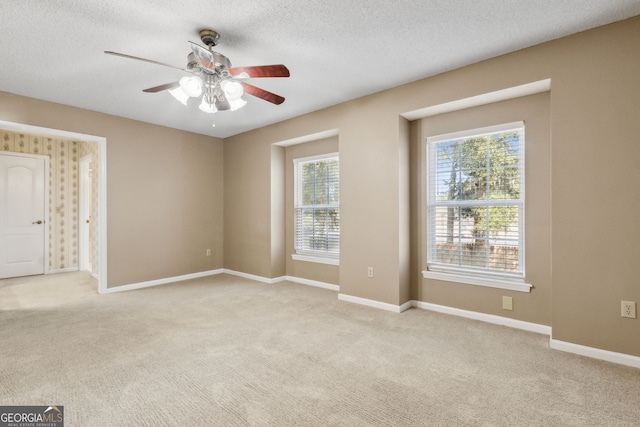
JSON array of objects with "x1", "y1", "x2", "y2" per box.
[{"x1": 1, "y1": 130, "x2": 100, "y2": 275}]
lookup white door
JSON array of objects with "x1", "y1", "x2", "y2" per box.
[{"x1": 0, "y1": 153, "x2": 47, "y2": 279}]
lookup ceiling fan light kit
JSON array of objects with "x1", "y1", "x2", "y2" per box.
[{"x1": 105, "y1": 29, "x2": 289, "y2": 116}]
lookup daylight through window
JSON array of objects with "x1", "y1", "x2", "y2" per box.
[
  {"x1": 294, "y1": 154, "x2": 339, "y2": 260},
  {"x1": 427, "y1": 122, "x2": 524, "y2": 278}
]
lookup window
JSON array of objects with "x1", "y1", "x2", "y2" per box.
[
  {"x1": 293, "y1": 153, "x2": 339, "y2": 264},
  {"x1": 426, "y1": 122, "x2": 526, "y2": 286}
]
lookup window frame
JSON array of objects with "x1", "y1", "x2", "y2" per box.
[
  {"x1": 292, "y1": 152, "x2": 340, "y2": 265},
  {"x1": 423, "y1": 122, "x2": 531, "y2": 292}
]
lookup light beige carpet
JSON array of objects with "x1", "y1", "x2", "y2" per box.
[{"x1": 1, "y1": 272, "x2": 639, "y2": 426}]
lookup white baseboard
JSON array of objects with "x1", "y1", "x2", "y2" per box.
[
  {"x1": 279, "y1": 276, "x2": 339, "y2": 292},
  {"x1": 222, "y1": 269, "x2": 282, "y2": 284},
  {"x1": 413, "y1": 301, "x2": 552, "y2": 335},
  {"x1": 100, "y1": 269, "x2": 224, "y2": 294},
  {"x1": 411, "y1": 301, "x2": 640, "y2": 368},
  {"x1": 222, "y1": 271, "x2": 340, "y2": 291},
  {"x1": 49, "y1": 267, "x2": 79, "y2": 274},
  {"x1": 103, "y1": 269, "x2": 338, "y2": 293},
  {"x1": 550, "y1": 338, "x2": 640, "y2": 369},
  {"x1": 338, "y1": 293, "x2": 412, "y2": 313}
]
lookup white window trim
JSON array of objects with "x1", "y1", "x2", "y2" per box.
[
  {"x1": 427, "y1": 121, "x2": 524, "y2": 144},
  {"x1": 293, "y1": 152, "x2": 339, "y2": 164},
  {"x1": 293, "y1": 152, "x2": 340, "y2": 265},
  {"x1": 422, "y1": 269, "x2": 532, "y2": 293},
  {"x1": 291, "y1": 253, "x2": 340, "y2": 266},
  {"x1": 425, "y1": 121, "x2": 527, "y2": 290}
]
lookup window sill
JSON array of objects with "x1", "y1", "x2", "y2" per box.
[
  {"x1": 422, "y1": 270, "x2": 531, "y2": 293},
  {"x1": 292, "y1": 253, "x2": 339, "y2": 266}
]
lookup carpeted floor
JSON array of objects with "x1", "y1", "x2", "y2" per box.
[{"x1": 1, "y1": 272, "x2": 639, "y2": 426}]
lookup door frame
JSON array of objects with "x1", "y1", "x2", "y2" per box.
[
  {"x1": 0, "y1": 120, "x2": 107, "y2": 291},
  {"x1": 0, "y1": 151, "x2": 50, "y2": 276},
  {"x1": 79, "y1": 154, "x2": 92, "y2": 273}
]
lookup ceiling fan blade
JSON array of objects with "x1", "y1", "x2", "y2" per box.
[
  {"x1": 189, "y1": 42, "x2": 213, "y2": 63},
  {"x1": 188, "y1": 42, "x2": 215, "y2": 72},
  {"x1": 230, "y1": 65, "x2": 290, "y2": 78},
  {"x1": 193, "y1": 56, "x2": 216, "y2": 73},
  {"x1": 242, "y1": 83, "x2": 285, "y2": 105},
  {"x1": 189, "y1": 41, "x2": 212, "y2": 60},
  {"x1": 104, "y1": 51, "x2": 187, "y2": 72},
  {"x1": 143, "y1": 82, "x2": 180, "y2": 93}
]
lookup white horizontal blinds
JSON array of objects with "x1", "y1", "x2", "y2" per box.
[
  {"x1": 294, "y1": 154, "x2": 339, "y2": 256},
  {"x1": 427, "y1": 122, "x2": 524, "y2": 277}
]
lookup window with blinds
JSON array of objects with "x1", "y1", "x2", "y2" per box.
[
  {"x1": 427, "y1": 122, "x2": 524, "y2": 279},
  {"x1": 294, "y1": 154, "x2": 339, "y2": 260}
]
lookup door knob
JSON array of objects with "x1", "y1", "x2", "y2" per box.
[{"x1": 32, "y1": 220, "x2": 43, "y2": 224}]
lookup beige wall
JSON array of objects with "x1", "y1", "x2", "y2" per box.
[
  {"x1": 284, "y1": 137, "x2": 340, "y2": 285},
  {"x1": 223, "y1": 133, "x2": 273, "y2": 277},
  {"x1": 271, "y1": 145, "x2": 286, "y2": 278},
  {"x1": 548, "y1": 21, "x2": 640, "y2": 355},
  {"x1": 224, "y1": 16, "x2": 640, "y2": 357},
  {"x1": 0, "y1": 92, "x2": 225, "y2": 288}
]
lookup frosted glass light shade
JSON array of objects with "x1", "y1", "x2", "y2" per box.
[
  {"x1": 179, "y1": 76, "x2": 203, "y2": 97},
  {"x1": 229, "y1": 98, "x2": 247, "y2": 111},
  {"x1": 221, "y1": 80, "x2": 244, "y2": 101},
  {"x1": 199, "y1": 98, "x2": 217, "y2": 114},
  {"x1": 168, "y1": 87, "x2": 189, "y2": 105}
]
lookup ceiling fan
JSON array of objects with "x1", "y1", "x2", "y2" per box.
[{"x1": 105, "y1": 29, "x2": 290, "y2": 114}]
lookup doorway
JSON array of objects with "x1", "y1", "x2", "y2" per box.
[{"x1": 0, "y1": 120, "x2": 107, "y2": 291}]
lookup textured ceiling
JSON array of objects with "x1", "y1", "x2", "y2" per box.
[{"x1": 1, "y1": 1, "x2": 639, "y2": 139}]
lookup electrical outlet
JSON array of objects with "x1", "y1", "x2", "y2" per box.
[
  {"x1": 502, "y1": 296, "x2": 513, "y2": 311},
  {"x1": 621, "y1": 301, "x2": 636, "y2": 319},
  {"x1": 206, "y1": 249, "x2": 211, "y2": 257},
  {"x1": 367, "y1": 267, "x2": 374, "y2": 278}
]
